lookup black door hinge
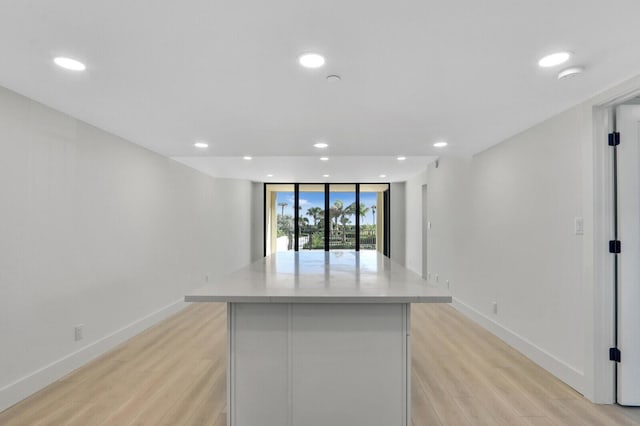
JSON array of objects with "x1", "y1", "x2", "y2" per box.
[
  {"x1": 608, "y1": 132, "x2": 620, "y2": 146},
  {"x1": 610, "y1": 347, "x2": 621, "y2": 362},
  {"x1": 609, "y1": 240, "x2": 621, "y2": 254}
]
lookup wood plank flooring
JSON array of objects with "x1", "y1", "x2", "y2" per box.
[{"x1": 1, "y1": 303, "x2": 639, "y2": 425}]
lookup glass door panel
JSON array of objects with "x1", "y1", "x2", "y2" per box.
[
  {"x1": 329, "y1": 184, "x2": 356, "y2": 250},
  {"x1": 299, "y1": 184, "x2": 325, "y2": 250}
]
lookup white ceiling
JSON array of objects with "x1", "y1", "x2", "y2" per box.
[{"x1": 1, "y1": 0, "x2": 640, "y2": 181}]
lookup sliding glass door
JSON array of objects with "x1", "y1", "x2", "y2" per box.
[
  {"x1": 265, "y1": 183, "x2": 390, "y2": 256},
  {"x1": 329, "y1": 184, "x2": 356, "y2": 250},
  {"x1": 299, "y1": 184, "x2": 325, "y2": 250}
]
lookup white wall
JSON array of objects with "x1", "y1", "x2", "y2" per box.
[
  {"x1": 0, "y1": 86, "x2": 253, "y2": 411},
  {"x1": 405, "y1": 121, "x2": 589, "y2": 396},
  {"x1": 404, "y1": 168, "x2": 427, "y2": 273},
  {"x1": 403, "y1": 73, "x2": 640, "y2": 402},
  {"x1": 390, "y1": 182, "x2": 406, "y2": 264},
  {"x1": 250, "y1": 182, "x2": 265, "y2": 262}
]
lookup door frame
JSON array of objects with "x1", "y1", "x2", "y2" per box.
[
  {"x1": 592, "y1": 103, "x2": 616, "y2": 404},
  {"x1": 421, "y1": 184, "x2": 428, "y2": 280}
]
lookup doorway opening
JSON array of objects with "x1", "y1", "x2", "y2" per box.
[
  {"x1": 592, "y1": 90, "x2": 640, "y2": 405},
  {"x1": 421, "y1": 184, "x2": 428, "y2": 280}
]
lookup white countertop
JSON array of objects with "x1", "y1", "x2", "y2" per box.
[{"x1": 185, "y1": 251, "x2": 452, "y2": 304}]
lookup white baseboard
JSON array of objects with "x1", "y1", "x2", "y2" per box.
[
  {"x1": 0, "y1": 299, "x2": 189, "y2": 412},
  {"x1": 451, "y1": 297, "x2": 585, "y2": 395}
]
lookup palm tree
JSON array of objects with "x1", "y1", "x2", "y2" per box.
[
  {"x1": 348, "y1": 202, "x2": 369, "y2": 223},
  {"x1": 330, "y1": 200, "x2": 344, "y2": 234},
  {"x1": 306, "y1": 207, "x2": 323, "y2": 226},
  {"x1": 278, "y1": 201, "x2": 288, "y2": 217},
  {"x1": 371, "y1": 205, "x2": 377, "y2": 225},
  {"x1": 337, "y1": 201, "x2": 358, "y2": 243},
  {"x1": 339, "y1": 215, "x2": 351, "y2": 242}
]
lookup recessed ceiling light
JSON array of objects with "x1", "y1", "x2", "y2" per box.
[
  {"x1": 243, "y1": 156, "x2": 252, "y2": 160},
  {"x1": 323, "y1": 174, "x2": 330, "y2": 177},
  {"x1": 314, "y1": 142, "x2": 328, "y2": 148},
  {"x1": 557, "y1": 66, "x2": 584, "y2": 80},
  {"x1": 194, "y1": 142, "x2": 208, "y2": 148},
  {"x1": 379, "y1": 174, "x2": 387, "y2": 178},
  {"x1": 299, "y1": 53, "x2": 325, "y2": 69},
  {"x1": 53, "y1": 57, "x2": 86, "y2": 71},
  {"x1": 326, "y1": 74, "x2": 341, "y2": 83},
  {"x1": 267, "y1": 174, "x2": 274, "y2": 177},
  {"x1": 397, "y1": 156, "x2": 407, "y2": 161},
  {"x1": 538, "y1": 52, "x2": 571, "y2": 68},
  {"x1": 320, "y1": 157, "x2": 329, "y2": 161},
  {"x1": 433, "y1": 141, "x2": 448, "y2": 148}
]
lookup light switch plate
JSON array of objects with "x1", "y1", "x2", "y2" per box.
[{"x1": 574, "y1": 217, "x2": 584, "y2": 235}]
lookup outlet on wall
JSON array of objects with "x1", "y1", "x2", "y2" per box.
[
  {"x1": 435, "y1": 274, "x2": 439, "y2": 283},
  {"x1": 492, "y1": 302, "x2": 498, "y2": 315},
  {"x1": 74, "y1": 325, "x2": 84, "y2": 341},
  {"x1": 205, "y1": 274, "x2": 209, "y2": 282},
  {"x1": 446, "y1": 280, "x2": 450, "y2": 289}
]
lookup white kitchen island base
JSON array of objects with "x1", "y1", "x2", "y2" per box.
[
  {"x1": 185, "y1": 251, "x2": 450, "y2": 426},
  {"x1": 227, "y1": 302, "x2": 410, "y2": 426}
]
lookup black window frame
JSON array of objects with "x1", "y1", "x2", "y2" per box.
[{"x1": 264, "y1": 182, "x2": 391, "y2": 257}]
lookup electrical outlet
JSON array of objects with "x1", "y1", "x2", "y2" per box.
[
  {"x1": 205, "y1": 274, "x2": 209, "y2": 282},
  {"x1": 446, "y1": 280, "x2": 450, "y2": 289},
  {"x1": 435, "y1": 274, "x2": 439, "y2": 283},
  {"x1": 74, "y1": 325, "x2": 83, "y2": 341},
  {"x1": 492, "y1": 302, "x2": 498, "y2": 315}
]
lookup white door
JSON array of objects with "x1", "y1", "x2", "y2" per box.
[{"x1": 616, "y1": 105, "x2": 640, "y2": 405}]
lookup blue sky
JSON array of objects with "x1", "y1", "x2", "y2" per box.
[{"x1": 275, "y1": 191, "x2": 379, "y2": 225}]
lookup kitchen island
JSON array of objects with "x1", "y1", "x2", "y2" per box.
[{"x1": 186, "y1": 251, "x2": 451, "y2": 426}]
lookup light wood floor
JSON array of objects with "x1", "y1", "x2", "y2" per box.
[{"x1": 1, "y1": 303, "x2": 639, "y2": 425}]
